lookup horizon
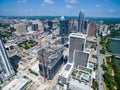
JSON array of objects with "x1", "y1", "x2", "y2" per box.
[{"x1": 1, "y1": 15, "x2": 120, "y2": 18}]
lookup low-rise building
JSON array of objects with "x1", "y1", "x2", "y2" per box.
[
  {"x1": 2, "y1": 78, "x2": 30, "y2": 90},
  {"x1": 58, "y1": 63, "x2": 74, "y2": 85}
]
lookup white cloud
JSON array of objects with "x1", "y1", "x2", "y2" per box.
[
  {"x1": 108, "y1": 9, "x2": 115, "y2": 12},
  {"x1": 65, "y1": 0, "x2": 77, "y2": 3},
  {"x1": 18, "y1": 0, "x2": 28, "y2": 3},
  {"x1": 44, "y1": 0, "x2": 54, "y2": 4},
  {"x1": 96, "y1": 4, "x2": 101, "y2": 8},
  {"x1": 41, "y1": 4, "x2": 46, "y2": 8},
  {"x1": 65, "y1": 5, "x2": 73, "y2": 9},
  {"x1": 41, "y1": 4, "x2": 45, "y2": 7}
]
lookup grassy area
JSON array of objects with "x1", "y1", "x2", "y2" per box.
[
  {"x1": 92, "y1": 79, "x2": 98, "y2": 90},
  {"x1": 0, "y1": 31, "x2": 12, "y2": 38},
  {"x1": 18, "y1": 40, "x2": 38, "y2": 50},
  {"x1": 100, "y1": 37, "x2": 111, "y2": 54},
  {"x1": 115, "y1": 59, "x2": 120, "y2": 70},
  {"x1": 91, "y1": 44, "x2": 97, "y2": 50},
  {"x1": 102, "y1": 56, "x2": 120, "y2": 90}
]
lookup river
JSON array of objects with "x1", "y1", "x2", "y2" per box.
[{"x1": 109, "y1": 36, "x2": 120, "y2": 54}]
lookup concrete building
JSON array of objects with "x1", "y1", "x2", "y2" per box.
[
  {"x1": 38, "y1": 44, "x2": 64, "y2": 80},
  {"x1": 2, "y1": 78, "x2": 30, "y2": 90},
  {"x1": 68, "y1": 68, "x2": 93, "y2": 90},
  {"x1": 58, "y1": 63, "x2": 74, "y2": 85},
  {"x1": 115, "y1": 24, "x2": 120, "y2": 30},
  {"x1": 15, "y1": 23, "x2": 27, "y2": 36},
  {"x1": 69, "y1": 33, "x2": 87, "y2": 63},
  {"x1": 35, "y1": 19, "x2": 44, "y2": 30},
  {"x1": 69, "y1": 19, "x2": 78, "y2": 33},
  {"x1": 0, "y1": 38, "x2": 14, "y2": 84},
  {"x1": 99, "y1": 24, "x2": 109, "y2": 36},
  {"x1": 71, "y1": 19, "x2": 78, "y2": 33},
  {"x1": 27, "y1": 26, "x2": 32, "y2": 32},
  {"x1": 73, "y1": 50, "x2": 90, "y2": 68},
  {"x1": 87, "y1": 21, "x2": 97, "y2": 37},
  {"x1": 78, "y1": 11, "x2": 85, "y2": 33}
]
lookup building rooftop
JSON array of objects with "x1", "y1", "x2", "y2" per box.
[
  {"x1": 39, "y1": 44, "x2": 63, "y2": 60},
  {"x1": 69, "y1": 78, "x2": 92, "y2": 90},
  {"x1": 69, "y1": 33, "x2": 87, "y2": 39},
  {"x1": 2, "y1": 78, "x2": 29, "y2": 90},
  {"x1": 59, "y1": 63, "x2": 74, "y2": 79}
]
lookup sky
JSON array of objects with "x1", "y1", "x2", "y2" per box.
[{"x1": 0, "y1": 0, "x2": 120, "y2": 17}]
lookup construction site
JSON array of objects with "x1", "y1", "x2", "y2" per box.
[{"x1": 38, "y1": 43, "x2": 64, "y2": 80}]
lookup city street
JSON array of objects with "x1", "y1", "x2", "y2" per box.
[{"x1": 97, "y1": 36, "x2": 104, "y2": 90}]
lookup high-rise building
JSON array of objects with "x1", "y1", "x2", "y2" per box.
[
  {"x1": 15, "y1": 24, "x2": 27, "y2": 36},
  {"x1": 27, "y1": 26, "x2": 32, "y2": 32},
  {"x1": 99, "y1": 24, "x2": 109, "y2": 37},
  {"x1": 87, "y1": 21, "x2": 97, "y2": 36},
  {"x1": 71, "y1": 19, "x2": 78, "y2": 33},
  {"x1": 32, "y1": 24, "x2": 38, "y2": 31},
  {"x1": 84, "y1": 20, "x2": 88, "y2": 32},
  {"x1": 73, "y1": 50, "x2": 89, "y2": 68},
  {"x1": 38, "y1": 44, "x2": 64, "y2": 80},
  {"x1": 78, "y1": 11, "x2": 85, "y2": 33},
  {"x1": 69, "y1": 33, "x2": 87, "y2": 63},
  {"x1": 0, "y1": 38, "x2": 14, "y2": 84},
  {"x1": 35, "y1": 19, "x2": 44, "y2": 30},
  {"x1": 59, "y1": 16, "x2": 69, "y2": 44},
  {"x1": 48, "y1": 20, "x2": 53, "y2": 29}
]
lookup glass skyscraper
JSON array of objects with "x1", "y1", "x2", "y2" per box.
[
  {"x1": 78, "y1": 11, "x2": 85, "y2": 33},
  {"x1": 0, "y1": 38, "x2": 14, "y2": 84},
  {"x1": 59, "y1": 16, "x2": 69, "y2": 44}
]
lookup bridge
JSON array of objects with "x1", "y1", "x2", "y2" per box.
[
  {"x1": 105, "y1": 52, "x2": 120, "y2": 58},
  {"x1": 110, "y1": 38, "x2": 120, "y2": 41}
]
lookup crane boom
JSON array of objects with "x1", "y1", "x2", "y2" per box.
[{"x1": 39, "y1": 38, "x2": 46, "y2": 82}]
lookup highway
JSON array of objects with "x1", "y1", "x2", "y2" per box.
[{"x1": 97, "y1": 36, "x2": 104, "y2": 90}]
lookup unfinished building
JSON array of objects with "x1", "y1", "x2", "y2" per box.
[{"x1": 38, "y1": 44, "x2": 64, "y2": 80}]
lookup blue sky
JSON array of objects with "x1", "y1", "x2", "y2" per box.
[{"x1": 0, "y1": 0, "x2": 120, "y2": 17}]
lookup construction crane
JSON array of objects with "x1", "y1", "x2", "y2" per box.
[
  {"x1": 8, "y1": 30, "x2": 46, "y2": 82},
  {"x1": 39, "y1": 37, "x2": 46, "y2": 82}
]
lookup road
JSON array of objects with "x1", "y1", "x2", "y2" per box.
[{"x1": 97, "y1": 36, "x2": 104, "y2": 90}]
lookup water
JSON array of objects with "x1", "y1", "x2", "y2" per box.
[{"x1": 109, "y1": 36, "x2": 120, "y2": 54}]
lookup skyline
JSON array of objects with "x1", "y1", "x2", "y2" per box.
[{"x1": 0, "y1": 0, "x2": 120, "y2": 17}]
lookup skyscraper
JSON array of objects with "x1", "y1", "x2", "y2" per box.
[
  {"x1": 68, "y1": 33, "x2": 87, "y2": 63},
  {"x1": 32, "y1": 24, "x2": 38, "y2": 31},
  {"x1": 0, "y1": 37, "x2": 14, "y2": 84},
  {"x1": 59, "y1": 16, "x2": 69, "y2": 44},
  {"x1": 73, "y1": 50, "x2": 89, "y2": 68},
  {"x1": 78, "y1": 11, "x2": 85, "y2": 33},
  {"x1": 87, "y1": 21, "x2": 97, "y2": 36}
]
